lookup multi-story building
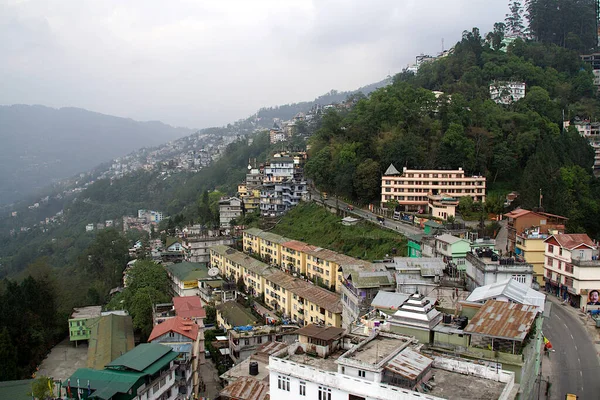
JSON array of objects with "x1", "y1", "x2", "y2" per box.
[
  {"x1": 489, "y1": 81, "x2": 526, "y2": 104},
  {"x1": 186, "y1": 233, "x2": 234, "y2": 263},
  {"x1": 164, "y1": 262, "x2": 210, "y2": 297},
  {"x1": 269, "y1": 326, "x2": 516, "y2": 400},
  {"x1": 565, "y1": 118, "x2": 600, "y2": 175},
  {"x1": 464, "y1": 251, "x2": 534, "y2": 291},
  {"x1": 280, "y1": 240, "x2": 317, "y2": 275},
  {"x1": 504, "y1": 208, "x2": 567, "y2": 255},
  {"x1": 219, "y1": 197, "x2": 243, "y2": 228},
  {"x1": 580, "y1": 52, "x2": 600, "y2": 87},
  {"x1": 68, "y1": 306, "x2": 102, "y2": 342},
  {"x1": 237, "y1": 184, "x2": 261, "y2": 213},
  {"x1": 381, "y1": 166, "x2": 486, "y2": 212},
  {"x1": 259, "y1": 155, "x2": 308, "y2": 216},
  {"x1": 543, "y1": 233, "x2": 600, "y2": 307},
  {"x1": 228, "y1": 325, "x2": 298, "y2": 364}
]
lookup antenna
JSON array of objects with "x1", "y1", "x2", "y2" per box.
[{"x1": 442, "y1": 38, "x2": 444, "y2": 52}]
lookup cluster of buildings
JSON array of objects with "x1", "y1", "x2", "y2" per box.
[
  {"x1": 234, "y1": 152, "x2": 310, "y2": 219},
  {"x1": 61, "y1": 296, "x2": 206, "y2": 400}
]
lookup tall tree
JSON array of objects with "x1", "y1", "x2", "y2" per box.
[{"x1": 505, "y1": 1, "x2": 525, "y2": 36}]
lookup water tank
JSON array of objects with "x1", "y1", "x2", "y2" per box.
[
  {"x1": 443, "y1": 314, "x2": 452, "y2": 324},
  {"x1": 249, "y1": 361, "x2": 259, "y2": 376},
  {"x1": 491, "y1": 254, "x2": 499, "y2": 262}
]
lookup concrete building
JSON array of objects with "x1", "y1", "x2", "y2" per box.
[
  {"x1": 340, "y1": 268, "x2": 395, "y2": 328},
  {"x1": 228, "y1": 325, "x2": 298, "y2": 364},
  {"x1": 219, "y1": 197, "x2": 243, "y2": 228},
  {"x1": 543, "y1": 233, "x2": 600, "y2": 307},
  {"x1": 504, "y1": 208, "x2": 567, "y2": 255},
  {"x1": 259, "y1": 155, "x2": 308, "y2": 216},
  {"x1": 464, "y1": 250, "x2": 534, "y2": 291},
  {"x1": 186, "y1": 233, "x2": 234, "y2": 263},
  {"x1": 381, "y1": 165, "x2": 486, "y2": 212},
  {"x1": 269, "y1": 326, "x2": 514, "y2": 400},
  {"x1": 489, "y1": 81, "x2": 526, "y2": 104},
  {"x1": 69, "y1": 306, "x2": 102, "y2": 342},
  {"x1": 565, "y1": 118, "x2": 600, "y2": 175},
  {"x1": 164, "y1": 262, "x2": 210, "y2": 297}
]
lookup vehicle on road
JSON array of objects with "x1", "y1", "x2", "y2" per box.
[
  {"x1": 565, "y1": 394, "x2": 578, "y2": 400},
  {"x1": 322, "y1": 192, "x2": 328, "y2": 200},
  {"x1": 347, "y1": 205, "x2": 354, "y2": 211}
]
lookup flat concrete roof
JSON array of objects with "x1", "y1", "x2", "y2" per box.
[
  {"x1": 344, "y1": 336, "x2": 403, "y2": 366},
  {"x1": 428, "y1": 368, "x2": 506, "y2": 400},
  {"x1": 286, "y1": 350, "x2": 345, "y2": 372}
]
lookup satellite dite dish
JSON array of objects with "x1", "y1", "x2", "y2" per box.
[
  {"x1": 208, "y1": 267, "x2": 220, "y2": 277},
  {"x1": 248, "y1": 164, "x2": 252, "y2": 170}
]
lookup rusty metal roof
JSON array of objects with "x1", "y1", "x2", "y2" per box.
[
  {"x1": 294, "y1": 324, "x2": 344, "y2": 341},
  {"x1": 464, "y1": 300, "x2": 538, "y2": 341},
  {"x1": 219, "y1": 377, "x2": 270, "y2": 400},
  {"x1": 384, "y1": 348, "x2": 433, "y2": 380}
]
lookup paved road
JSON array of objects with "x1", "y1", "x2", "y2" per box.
[{"x1": 542, "y1": 299, "x2": 600, "y2": 399}]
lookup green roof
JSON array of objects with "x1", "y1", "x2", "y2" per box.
[
  {"x1": 165, "y1": 237, "x2": 184, "y2": 248},
  {"x1": 164, "y1": 261, "x2": 209, "y2": 281},
  {"x1": 244, "y1": 228, "x2": 290, "y2": 244},
  {"x1": 63, "y1": 368, "x2": 143, "y2": 400},
  {"x1": 87, "y1": 314, "x2": 135, "y2": 370},
  {"x1": 424, "y1": 221, "x2": 442, "y2": 228},
  {"x1": 216, "y1": 301, "x2": 259, "y2": 327},
  {"x1": 106, "y1": 343, "x2": 172, "y2": 372},
  {"x1": 0, "y1": 379, "x2": 34, "y2": 400}
]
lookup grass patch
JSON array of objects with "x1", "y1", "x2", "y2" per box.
[{"x1": 270, "y1": 203, "x2": 406, "y2": 260}]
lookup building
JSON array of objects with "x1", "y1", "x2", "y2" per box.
[
  {"x1": 466, "y1": 278, "x2": 546, "y2": 312},
  {"x1": 464, "y1": 250, "x2": 534, "y2": 291},
  {"x1": 64, "y1": 343, "x2": 180, "y2": 400},
  {"x1": 162, "y1": 237, "x2": 187, "y2": 263},
  {"x1": 388, "y1": 257, "x2": 445, "y2": 296},
  {"x1": 220, "y1": 341, "x2": 288, "y2": 386},
  {"x1": 388, "y1": 293, "x2": 442, "y2": 343},
  {"x1": 505, "y1": 208, "x2": 567, "y2": 255},
  {"x1": 340, "y1": 268, "x2": 395, "y2": 328},
  {"x1": 565, "y1": 118, "x2": 600, "y2": 175},
  {"x1": 219, "y1": 377, "x2": 269, "y2": 400},
  {"x1": 489, "y1": 81, "x2": 526, "y2": 104},
  {"x1": 543, "y1": 233, "x2": 600, "y2": 307},
  {"x1": 228, "y1": 325, "x2": 298, "y2": 364},
  {"x1": 434, "y1": 234, "x2": 471, "y2": 270},
  {"x1": 164, "y1": 262, "x2": 210, "y2": 297},
  {"x1": 427, "y1": 194, "x2": 458, "y2": 220},
  {"x1": 69, "y1": 306, "x2": 102, "y2": 342},
  {"x1": 216, "y1": 301, "x2": 260, "y2": 331},
  {"x1": 259, "y1": 155, "x2": 308, "y2": 216},
  {"x1": 581, "y1": 52, "x2": 600, "y2": 87},
  {"x1": 381, "y1": 166, "x2": 486, "y2": 212},
  {"x1": 186, "y1": 232, "x2": 234, "y2": 263},
  {"x1": 219, "y1": 197, "x2": 243, "y2": 228},
  {"x1": 269, "y1": 326, "x2": 514, "y2": 400},
  {"x1": 148, "y1": 317, "x2": 201, "y2": 398},
  {"x1": 86, "y1": 314, "x2": 135, "y2": 370}
]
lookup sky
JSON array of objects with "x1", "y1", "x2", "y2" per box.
[{"x1": 1, "y1": 0, "x2": 509, "y2": 129}]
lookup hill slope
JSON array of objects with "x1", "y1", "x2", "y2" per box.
[{"x1": 0, "y1": 105, "x2": 194, "y2": 205}]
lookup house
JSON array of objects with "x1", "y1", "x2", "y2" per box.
[
  {"x1": 381, "y1": 166, "x2": 486, "y2": 212},
  {"x1": 63, "y1": 343, "x2": 180, "y2": 400},
  {"x1": 216, "y1": 301, "x2": 259, "y2": 331},
  {"x1": 185, "y1": 232, "x2": 234, "y2": 263},
  {"x1": 162, "y1": 237, "x2": 187, "y2": 263},
  {"x1": 219, "y1": 197, "x2": 243, "y2": 228},
  {"x1": 86, "y1": 314, "x2": 135, "y2": 370},
  {"x1": 69, "y1": 306, "x2": 102, "y2": 343},
  {"x1": 228, "y1": 324, "x2": 298, "y2": 364},
  {"x1": 434, "y1": 234, "x2": 471, "y2": 272},
  {"x1": 164, "y1": 262, "x2": 209, "y2": 297},
  {"x1": 427, "y1": 194, "x2": 458, "y2": 220},
  {"x1": 543, "y1": 233, "x2": 600, "y2": 307},
  {"x1": 464, "y1": 249, "x2": 534, "y2": 291},
  {"x1": 466, "y1": 278, "x2": 546, "y2": 312},
  {"x1": 340, "y1": 268, "x2": 395, "y2": 328},
  {"x1": 389, "y1": 257, "x2": 445, "y2": 295},
  {"x1": 269, "y1": 328, "x2": 514, "y2": 400},
  {"x1": 489, "y1": 80, "x2": 526, "y2": 104},
  {"x1": 173, "y1": 296, "x2": 206, "y2": 324},
  {"x1": 219, "y1": 377, "x2": 269, "y2": 400},
  {"x1": 148, "y1": 317, "x2": 201, "y2": 398},
  {"x1": 504, "y1": 208, "x2": 567, "y2": 255}
]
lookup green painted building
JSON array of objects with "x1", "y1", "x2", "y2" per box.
[
  {"x1": 69, "y1": 306, "x2": 102, "y2": 342},
  {"x1": 406, "y1": 234, "x2": 424, "y2": 258},
  {"x1": 63, "y1": 343, "x2": 179, "y2": 400}
]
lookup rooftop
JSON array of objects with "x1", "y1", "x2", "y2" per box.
[
  {"x1": 295, "y1": 325, "x2": 344, "y2": 341},
  {"x1": 436, "y1": 234, "x2": 469, "y2": 245},
  {"x1": 547, "y1": 233, "x2": 596, "y2": 250},
  {"x1": 464, "y1": 300, "x2": 538, "y2": 341},
  {"x1": 427, "y1": 368, "x2": 506, "y2": 400},
  {"x1": 371, "y1": 291, "x2": 409, "y2": 310},
  {"x1": 466, "y1": 278, "x2": 545, "y2": 312},
  {"x1": 87, "y1": 314, "x2": 135, "y2": 370},
  {"x1": 216, "y1": 301, "x2": 259, "y2": 328},
  {"x1": 211, "y1": 245, "x2": 276, "y2": 276},
  {"x1": 282, "y1": 240, "x2": 318, "y2": 253},
  {"x1": 244, "y1": 228, "x2": 291, "y2": 244},
  {"x1": 219, "y1": 377, "x2": 270, "y2": 400},
  {"x1": 385, "y1": 348, "x2": 433, "y2": 380},
  {"x1": 285, "y1": 349, "x2": 346, "y2": 372},
  {"x1": 106, "y1": 343, "x2": 176, "y2": 373},
  {"x1": 173, "y1": 296, "x2": 206, "y2": 319},
  {"x1": 341, "y1": 335, "x2": 409, "y2": 366},
  {"x1": 164, "y1": 261, "x2": 209, "y2": 282},
  {"x1": 148, "y1": 316, "x2": 199, "y2": 342},
  {"x1": 71, "y1": 306, "x2": 102, "y2": 320},
  {"x1": 346, "y1": 270, "x2": 395, "y2": 289},
  {"x1": 391, "y1": 257, "x2": 445, "y2": 277}
]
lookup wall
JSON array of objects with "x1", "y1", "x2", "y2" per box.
[{"x1": 388, "y1": 325, "x2": 430, "y2": 344}]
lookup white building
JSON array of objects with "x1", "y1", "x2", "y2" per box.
[
  {"x1": 219, "y1": 197, "x2": 243, "y2": 228},
  {"x1": 465, "y1": 251, "x2": 534, "y2": 291},
  {"x1": 489, "y1": 81, "x2": 526, "y2": 104},
  {"x1": 466, "y1": 278, "x2": 546, "y2": 312},
  {"x1": 543, "y1": 233, "x2": 600, "y2": 308}
]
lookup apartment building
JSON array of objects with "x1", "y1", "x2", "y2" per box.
[
  {"x1": 543, "y1": 233, "x2": 600, "y2": 307},
  {"x1": 489, "y1": 81, "x2": 526, "y2": 104},
  {"x1": 381, "y1": 165, "x2": 486, "y2": 212},
  {"x1": 280, "y1": 240, "x2": 317, "y2": 275},
  {"x1": 464, "y1": 251, "x2": 534, "y2": 291},
  {"x1": 565, "y1": 119, "x2": 600, "y2": 175},
  {"x1": 219, "y1": 197, "x2": 243, "y2": 228}
]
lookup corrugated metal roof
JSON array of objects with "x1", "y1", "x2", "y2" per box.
[
  {"x1": 371, "y1": 291, "x2": 409, "y2": 310},
  {"x1": 220, "y1": 377, "x2": 270, "y2": 400},
  {"x1": 466, "y1": 278, "x2": 545, "y2": 312},
  {"x1": 0, "y1": 379, "x2": 35, "y2": 400},
  {"x1": 392, "y1": 257, "x2": 445, "y2": 277},
  {"x1": 87, "y1": 314, "x2": 135, "y2": 370},
  {"x1": 106, "y1": 343, "x2": 173, "y2": 372},
  {"x1": 350, "y1": 271, "x2": 395, "y2": 288},
  {"x1": 173, "y1": 296, "x2": 206, "y2": 319},
  {"x1": 148, "y1": 316, "x2": 199, "y2": 342},
  {"x1": 435, "y1": 234, "x2": 468, "y2": 245},
  {"x1": 295, "y1": 324, "x2": 344, "y2": 341},
  {"x1": 384, "y1": 163, "x2": 400, "y2": 175},
  {"x1": 385, "y1": 348, "x2": 433, "y2": 380},
  {"x1": 464, "y1": 300, "x2": 538, "y2": 341},
  {"x1": 165, "y1": 261, "x2": 209, "y2": 281},
  {"x1": 63, "y1": 368, "x2": 143, "y2": 400},
  {"x1": 216, "y1": 301, "x2": 259, "y2": 327}
]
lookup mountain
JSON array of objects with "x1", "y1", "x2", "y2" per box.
[{"x1": 0, "y1": 105, "x2": 195, "y2": 205}]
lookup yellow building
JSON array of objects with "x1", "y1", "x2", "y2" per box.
[
  {"x1": 516, "y1": 227, "x2": 563, "y2": 286},
  {"x1": 280, "y1": 240, "x2": 317, "y2": 275},
  {"x1": 237, "y1": 184, "x2": 261, "y2": 213},
  {"x1": 242, "y1": 228, "x2": 290, "y2": 265}
]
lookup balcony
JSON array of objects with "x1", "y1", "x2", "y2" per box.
[{"x1": 571, "y1": 257, "x2": 600, "y2": 267}]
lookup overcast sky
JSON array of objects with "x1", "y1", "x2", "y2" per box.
[{"x1": 1, "y1": 0, "x2": 509, "y2": 129}]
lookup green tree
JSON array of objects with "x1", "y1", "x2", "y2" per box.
[
  {"x1": 32, "y1": 376, "x2": 54, "y2": 399},
  {"x1": 505, "y1": 1, "x2": 525, "y2": 36},
  {"x1": 436, "y1": 123, "x2": 476, "y2": 170},
  {"x1": 353, "y1": 159, "x2": 381, "y2": 203},
  {"x1": 0, "y1": 327, "x2": 18, "y2": 381}
]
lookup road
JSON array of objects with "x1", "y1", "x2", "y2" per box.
[{"x1": 542, "y1": 299, "x2": 600, "y2": 399}]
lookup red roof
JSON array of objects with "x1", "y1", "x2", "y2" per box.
[
  {"x1": 173, "y1": 296, "x2": 206, "y2": 319},
  {"x1": 148, "y1": 316, "x2": 198, "y2": 342},
  {"x1": 504, "y1": 208, "x2": 539, "y2": 219},
  {"x1": 546, "y1": 234, "x2": 596, "y2": 250},
  {"x1": 282, "y1": 240, "x2": 317, "y2": 252}
]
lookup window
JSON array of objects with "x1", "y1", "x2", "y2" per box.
[
  {"x1": 299, "y1": 381, "x2": 306, "y2": 396},
  {"x1": 318, "y1": 386, "x2": 332, "y2": 400},
  {"x1": 277, "y1": 376, "x2": 290, "y2": 391},
  {"x1": 244, "y1": 339, "x2": 250, "y2": 345},
  {"x1": 548, "y1": 244, "x2": 554, "y2": 253},
  {"x1": 358, "y1": 370, "x2": 366, "y2": 378}
]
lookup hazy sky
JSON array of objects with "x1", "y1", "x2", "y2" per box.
[{"x1": 1, "y1": 0, "x2": 508, "y2": 129}]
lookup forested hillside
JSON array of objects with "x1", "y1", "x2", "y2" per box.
[{"x1": 306, "y1": 31, "x2": 600, "y2": 238}]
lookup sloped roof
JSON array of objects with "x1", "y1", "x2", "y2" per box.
[
  {"x1": 165, "y1": 236, "x2": 184, "y2": 248},
  {"x1": 348, "y1": 270, "x2": 395, "y2": 288},
  {"x1": 243, "y1": 228, "x2": 290, "y2": 244},
  {"x1": 219, "y1": 377, "x2": 270, "y2": 400},
  {"x1": 464, "y1": 300, "x2": 538, "y2": 341},
  {"x1": 295, "y1": 324, "x2": 344, "y2": 341},
  {"x1": 392, "y1": 257, "x2": 445, "y2": 277},
  {"x1": 87, "y1": 314, "x2": 135, "y2": 370},
  {"x1": 466, "y1": 278, "x2": 545, "y2": 312},
  {"x1": 385, "y1": 348, "x2": 433, "y2": 380},
  {"x1": 384, "y1": 163, "x2": 401, "y2": 175},
  {"x1": 106, "y1": 343, "x2": 174, "y2": 372},
  {"x1": 216, "y1": 301, "x2": 259, "y2": 327},
  {"x1": 173, "y1": 296, "x2": 206, "y2": 319},
  {"x1": 371, "y1": 291, "x2": 409, "y2": 310},
  {"x1": 282, "y1": 240, "x2": 318, "y2": 253},
  {"x1": 164, "y1": 261, "x2": 209, "y2": 281},
  {"x1": 504, "y1": 208, "x2": 539, "y2": 219},
  {"x1": 148, "y1": 316, "x2": 199, "y2": 342},
  {"x1": 287, "y1": 281, "x2": 343, "y2": 313},
  {"x1": 63, "y1": 368, "x2": 143, "y2": 400},
  {"x1": 436, "y1": 233, "x2": 469, "y2": 245},
  {"x1": 211, "y1": 245, "x2": 276, "y2": 276},
  {"x1": 546, "y1": 234, "x2": 596, "y2": 250}
]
